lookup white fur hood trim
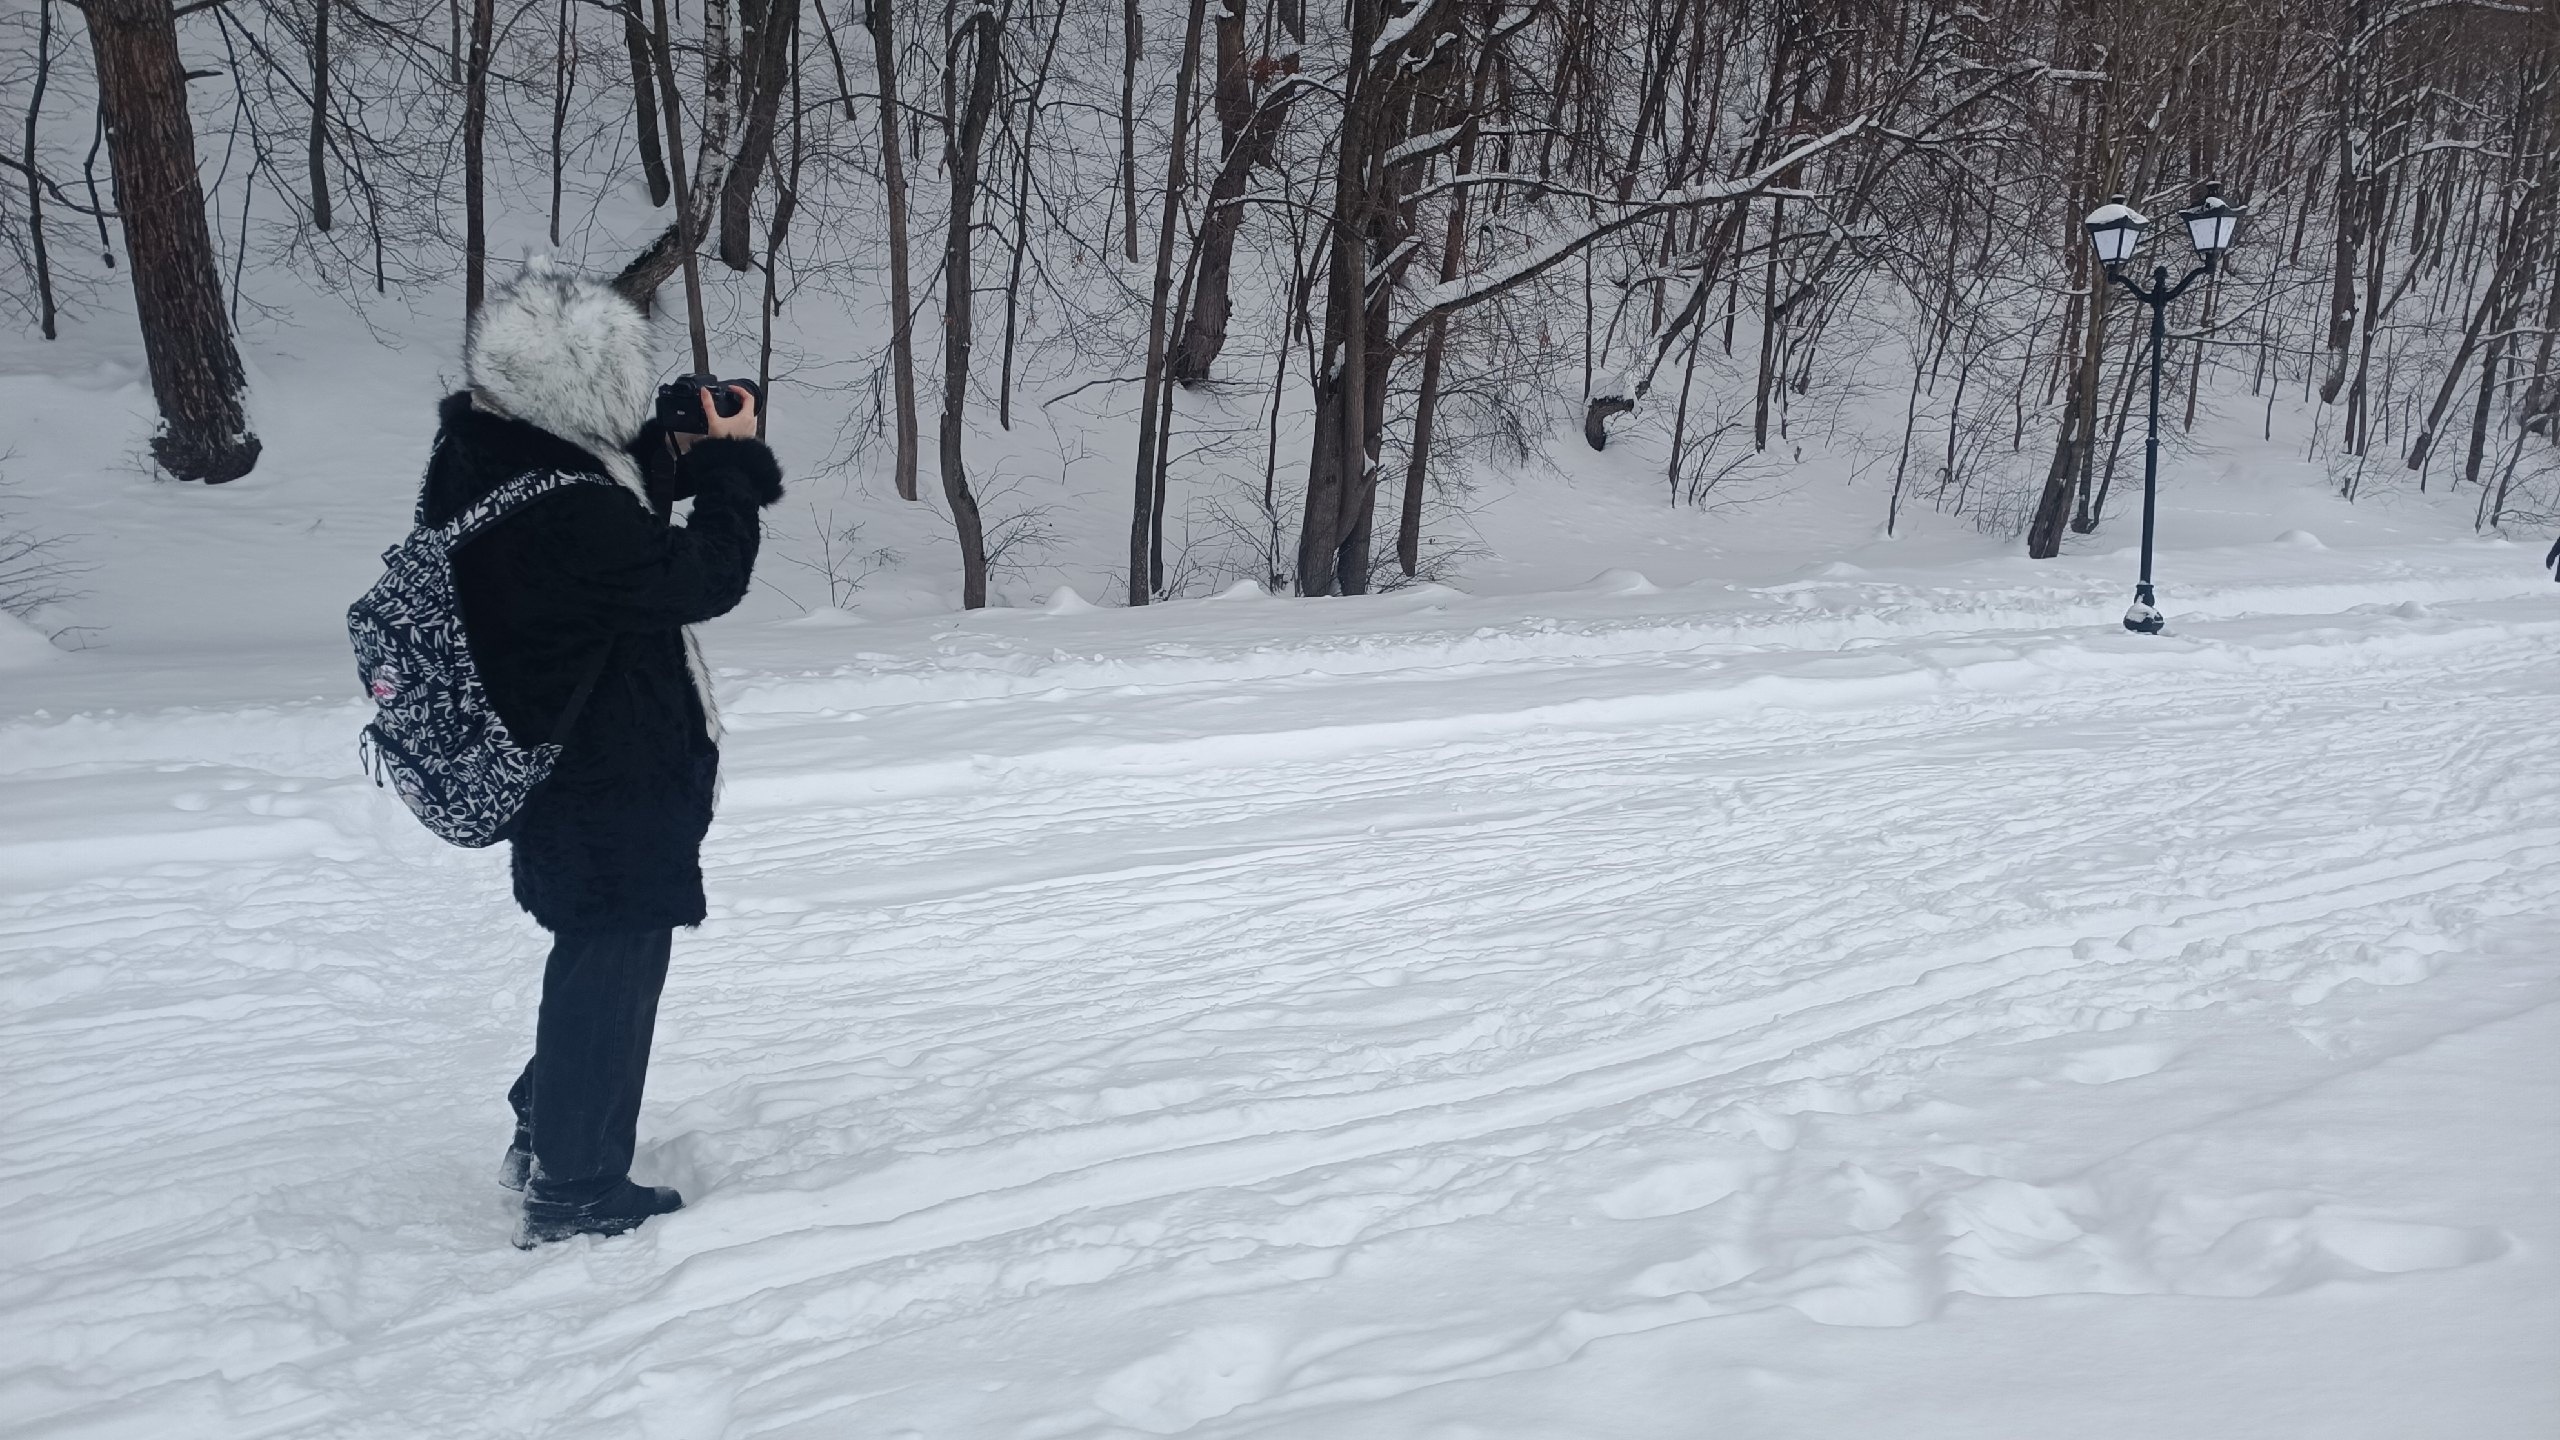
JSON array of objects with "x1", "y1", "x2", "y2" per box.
[
  {"x1": 465, "y1": 256, "x2": 655, "y2": 508},
  {"x1": 684, "y1": 628, "x2": 722, "y2": 744}
]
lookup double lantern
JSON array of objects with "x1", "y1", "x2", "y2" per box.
[
  {"x1": 2075, "y1": 183, "x2": 2246, "y2": 634},
  {"x1": 2082, "y1": 186, "x2": 2245, "y2": 271}
]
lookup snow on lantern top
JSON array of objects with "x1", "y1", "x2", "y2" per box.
[
  {"x1": 2082, "y1": 195, "x2": 2149, "y2": 268},
  {"x1": 2179, "y1": 184, "x2": 2245, "y2": 258}
]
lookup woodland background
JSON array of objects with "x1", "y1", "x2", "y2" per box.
[{"x1": 4, "y1": 0, "x2": 2555, "y2": 607}]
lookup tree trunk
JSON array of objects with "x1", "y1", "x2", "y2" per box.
[
  {"x1": 1297, "y1": 0, "x2": 1383, "y2": 596},
  {"x1": 2341, "y1": 168, "x2": 2404, "y2": 454},
  {"x1": 2407, "y1": 46, "x2": 2550, "y2": 472},
  {"x1": 548, "y1": 0, "x2": 573, "y2": 247},
  {"x1": 1751, "y1": 196, "x2": 1781, "y2": 450},
  {"x1": 614, "y1": 0, "x2": 730, "y2": 365},
  {"x1": 718, "y1": 0, "x2": 800, "y2": 270},
  {"x1": 699, "y1": 0, "x2": 738, "y2": 196},
  {"x1": 2520, "y1": 243, "x2": 2560, "y2": 434},
  {"x1": 938, "y1": 0, "x2": 1003, "y2": 609},
  {"x1": 1170, "y1": 1, "x2": 1295, "y2": 385},
  {"x1": 1118, "y1": 0, "x2": 1140, "y2": 262},
  {"x1": 624, "y1": 10, "x2": 671, "y2": 206},
  {"x1": 1147, "y1": 242, "x2": 1196, "y2": 589},
  {"x1": 307, "y1": 0, "x2": 332, "y2": 232},
  {"x1": 1296, "y1": 0, "x2": 1444, "y2": 596},
  {"x1": 2055, "y1": 260, "x2": 2112, "y2": 542},
  {"x1": 869, "y1": 0, "x2": 919, "y2": 500},
  {"x1": 1000, "y1": 0, "x2": 1067, "y2": 429},
  {"x1": 2024, "y1": 388, "x2": 2080, "y2": 560},
  {"x1": 2032, "y1": 234, "x2": 2103, "y2": 559},
  {"x1": 2319, "y1": 118, "x2": 2359, "y2": 403},
  {"x1": 639, "y1": 0, "x2": 711, "y2": 368},
  {"x1": 2406, "y1": 210, "x2": 2541, "y2": 473},
  {"x1": 2460, "y1": 339, "x2": 2502, "y2": 496},
  {"x1": 1399, "y1": 22, "x2": 1499, "y2": 576},
  {"x1": 82, "y1": 93, "x2": 117, "y2": 267},
  {"x1": 462, "y1": 0, "x2": 494, "y2": 314},
  {"x1": 1130, "y1": 0, "x2": 1208, "y2": 604},
  {"x1": 809, "y1": 0, "x2": 857, "y2": 118},
  {"x1": 24, "y1": 0, "x2": 60, "y2": 339},
  {"x1": 84, "y1": 0, "x2": 260, "y2": 481},
  {"x1": 756, "y1": 19, "x2": 805, "y2": 426},
  {"x1": 1587, "y1": 205, "x2": 1744, "y2": 441}
]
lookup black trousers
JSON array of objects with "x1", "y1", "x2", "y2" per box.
[{"x1": 507, "y1": 928, "x2": 673, "y2": 1198}]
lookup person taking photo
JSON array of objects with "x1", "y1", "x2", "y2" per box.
[{"x1": 409, "y1": 258, "x2": 782, "y2": 1248}]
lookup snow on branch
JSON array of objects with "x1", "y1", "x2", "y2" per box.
[
  {"x1": 1394, "y1": 117, "x2": 1874, "y2": 348},
  {"x1": 1371, "y1": 0, "x2": 1450, "y2": 60},
  {"x1": 1386, "y1": 124, "x2": 1541, "y2": 173},
  {"x1": 2374, "y1": 138, "x2": 2518, "y2": 174},
  {"x1": 2348, "y1": 0, "x2": 2539, "y2": 59}
]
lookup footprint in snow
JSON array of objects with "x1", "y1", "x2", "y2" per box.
[
  {"x1": 618, "y1": 1366, "x2": 734, "y2": 1440},
  {"x1": 1091, "y1": 1324, "x2": 1288, "y2": 1434},
  {"x1": 2056, "y1": 1042, "x2": 2179, "y2": 1085},
  {"x1": 1593, "y1": 1158, "x2": 1759, "y2": 1220},
  {"x1": 1930, "y1": 1176, "x2": 2506, "y2": 1302}
]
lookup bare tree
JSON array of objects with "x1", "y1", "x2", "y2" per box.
[
  {"x1": 997, "y1": 0, "x2": 1068, "y2": 429},
  {"x1": 622, "y1": 8, "x2": 672, "y2": 206},
  {"x1": 462, "y1": 0, "x2": 493, "y2": 313},
  {"x1": 305, "y1": 0, "x2": 330, "y2": 233},
  {"x1": 2406, "y1": 41, "x2": 2553, "y2": 473},
  {"x1": 1128, "y1": 0, "x2": 1207, "y2": 603},
  {"x1": 1293, "y1": 0, "x2": 1458, "y2": 596},
  {"x1": 937, "y1": 0, "x2": 1007, "y2": 608},
  {"x1": 718, "y1": 0, "x2": 802, "y2": 269},
  {"x1": 13, "y1": 0, "x2": 2552, "y2": 572},
  {"x1": 83, "y1": 0, "x2": 260, "y2": 481},
  {"x1": 612, "y1": 0, "x2": 738, "y2": 330},
  {"x1": 1117, "y1": 0, "x2": 1139, "y2": 262},
  {"x1": 548, "y1": 0, "x2": 574, "y2": 247},
  {"x1": 22, "y1": 0, "x2": 59, "y2": 338},
  {"x1": 869, "y1": 0, "x2": 920, "y2": 500},
  {"x1": 1168, "y1": 0, "x2": 1298, "y2": 385}
]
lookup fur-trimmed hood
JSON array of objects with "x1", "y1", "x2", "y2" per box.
[
  {"x1": 465, "y1": 256, "x2": 655, "y2": 506},
  {"x1": 419, "y1": 390, "x2": 640, "y2": 528}
]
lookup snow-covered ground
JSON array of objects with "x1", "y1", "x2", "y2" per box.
[{"x1": 5, "y1": 299, "x2": 2559, "y2": 1436}]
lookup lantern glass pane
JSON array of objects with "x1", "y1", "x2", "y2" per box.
[
  {"x1": 2180, "y1": 199, "x2": 2240, "y2": 255},
  {"x1": 2084, "y1": 201, "x2": 2149, "y2": 265}
]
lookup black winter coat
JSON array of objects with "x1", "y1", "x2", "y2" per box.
[{"x1": 418, "y1": 391, "x2": 780, "y2": 931}]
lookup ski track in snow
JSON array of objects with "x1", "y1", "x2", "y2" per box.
[{"x1": 2, "y1": 575, "x2": 2556, "y2": 1438}]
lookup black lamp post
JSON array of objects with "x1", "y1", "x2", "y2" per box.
[{"x1": 2082, "y1": 183, "x2": 2245, "y2": 633}]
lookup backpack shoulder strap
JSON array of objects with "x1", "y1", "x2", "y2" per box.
[
  {"x1": 550, "y1": 636, "x2": 615, "y2": 745},
  {"x1": 433, "y1": 468, "x2": 623, "y2": 747},
  {"x1": 441, "y1": 469, "x2": 621, "y2": 550}
]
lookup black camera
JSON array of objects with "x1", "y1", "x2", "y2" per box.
[{"x1": 654, "y1": 375, "x2": 762, "y2": 434}]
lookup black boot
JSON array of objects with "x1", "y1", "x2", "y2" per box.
[
  {"x1": 503, "y1": 1064, "x2": 535, "y2": 1191},
  {"x1": 498, "y1": 1127, "x2": 533, "y2": 1192},
  {"x1": 513, "y1": 1178, "x2": 684, "y2": 1249}
]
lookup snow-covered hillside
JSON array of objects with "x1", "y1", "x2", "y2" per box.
[
  {"x1": 4, "y1": 335, "x2": 2557, "y2": 1436},
  {"x1": 7, "y1": 0, "x2": 2558, "y2": 1419}
]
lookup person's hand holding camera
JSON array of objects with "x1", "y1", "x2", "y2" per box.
[
  {"x1": 649, "y1": 374, "x2": 782, "y2": 507},
  {"x1": 701, "y1": 385, "x2": 758, "y2": 442},
  {"x1": 657, "y1": 375, "x2": 764, "y2": 453}
]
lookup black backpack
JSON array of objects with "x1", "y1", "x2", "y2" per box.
[{"x1": 348, "y1": 471, "x2": 613, "y2": 846}]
